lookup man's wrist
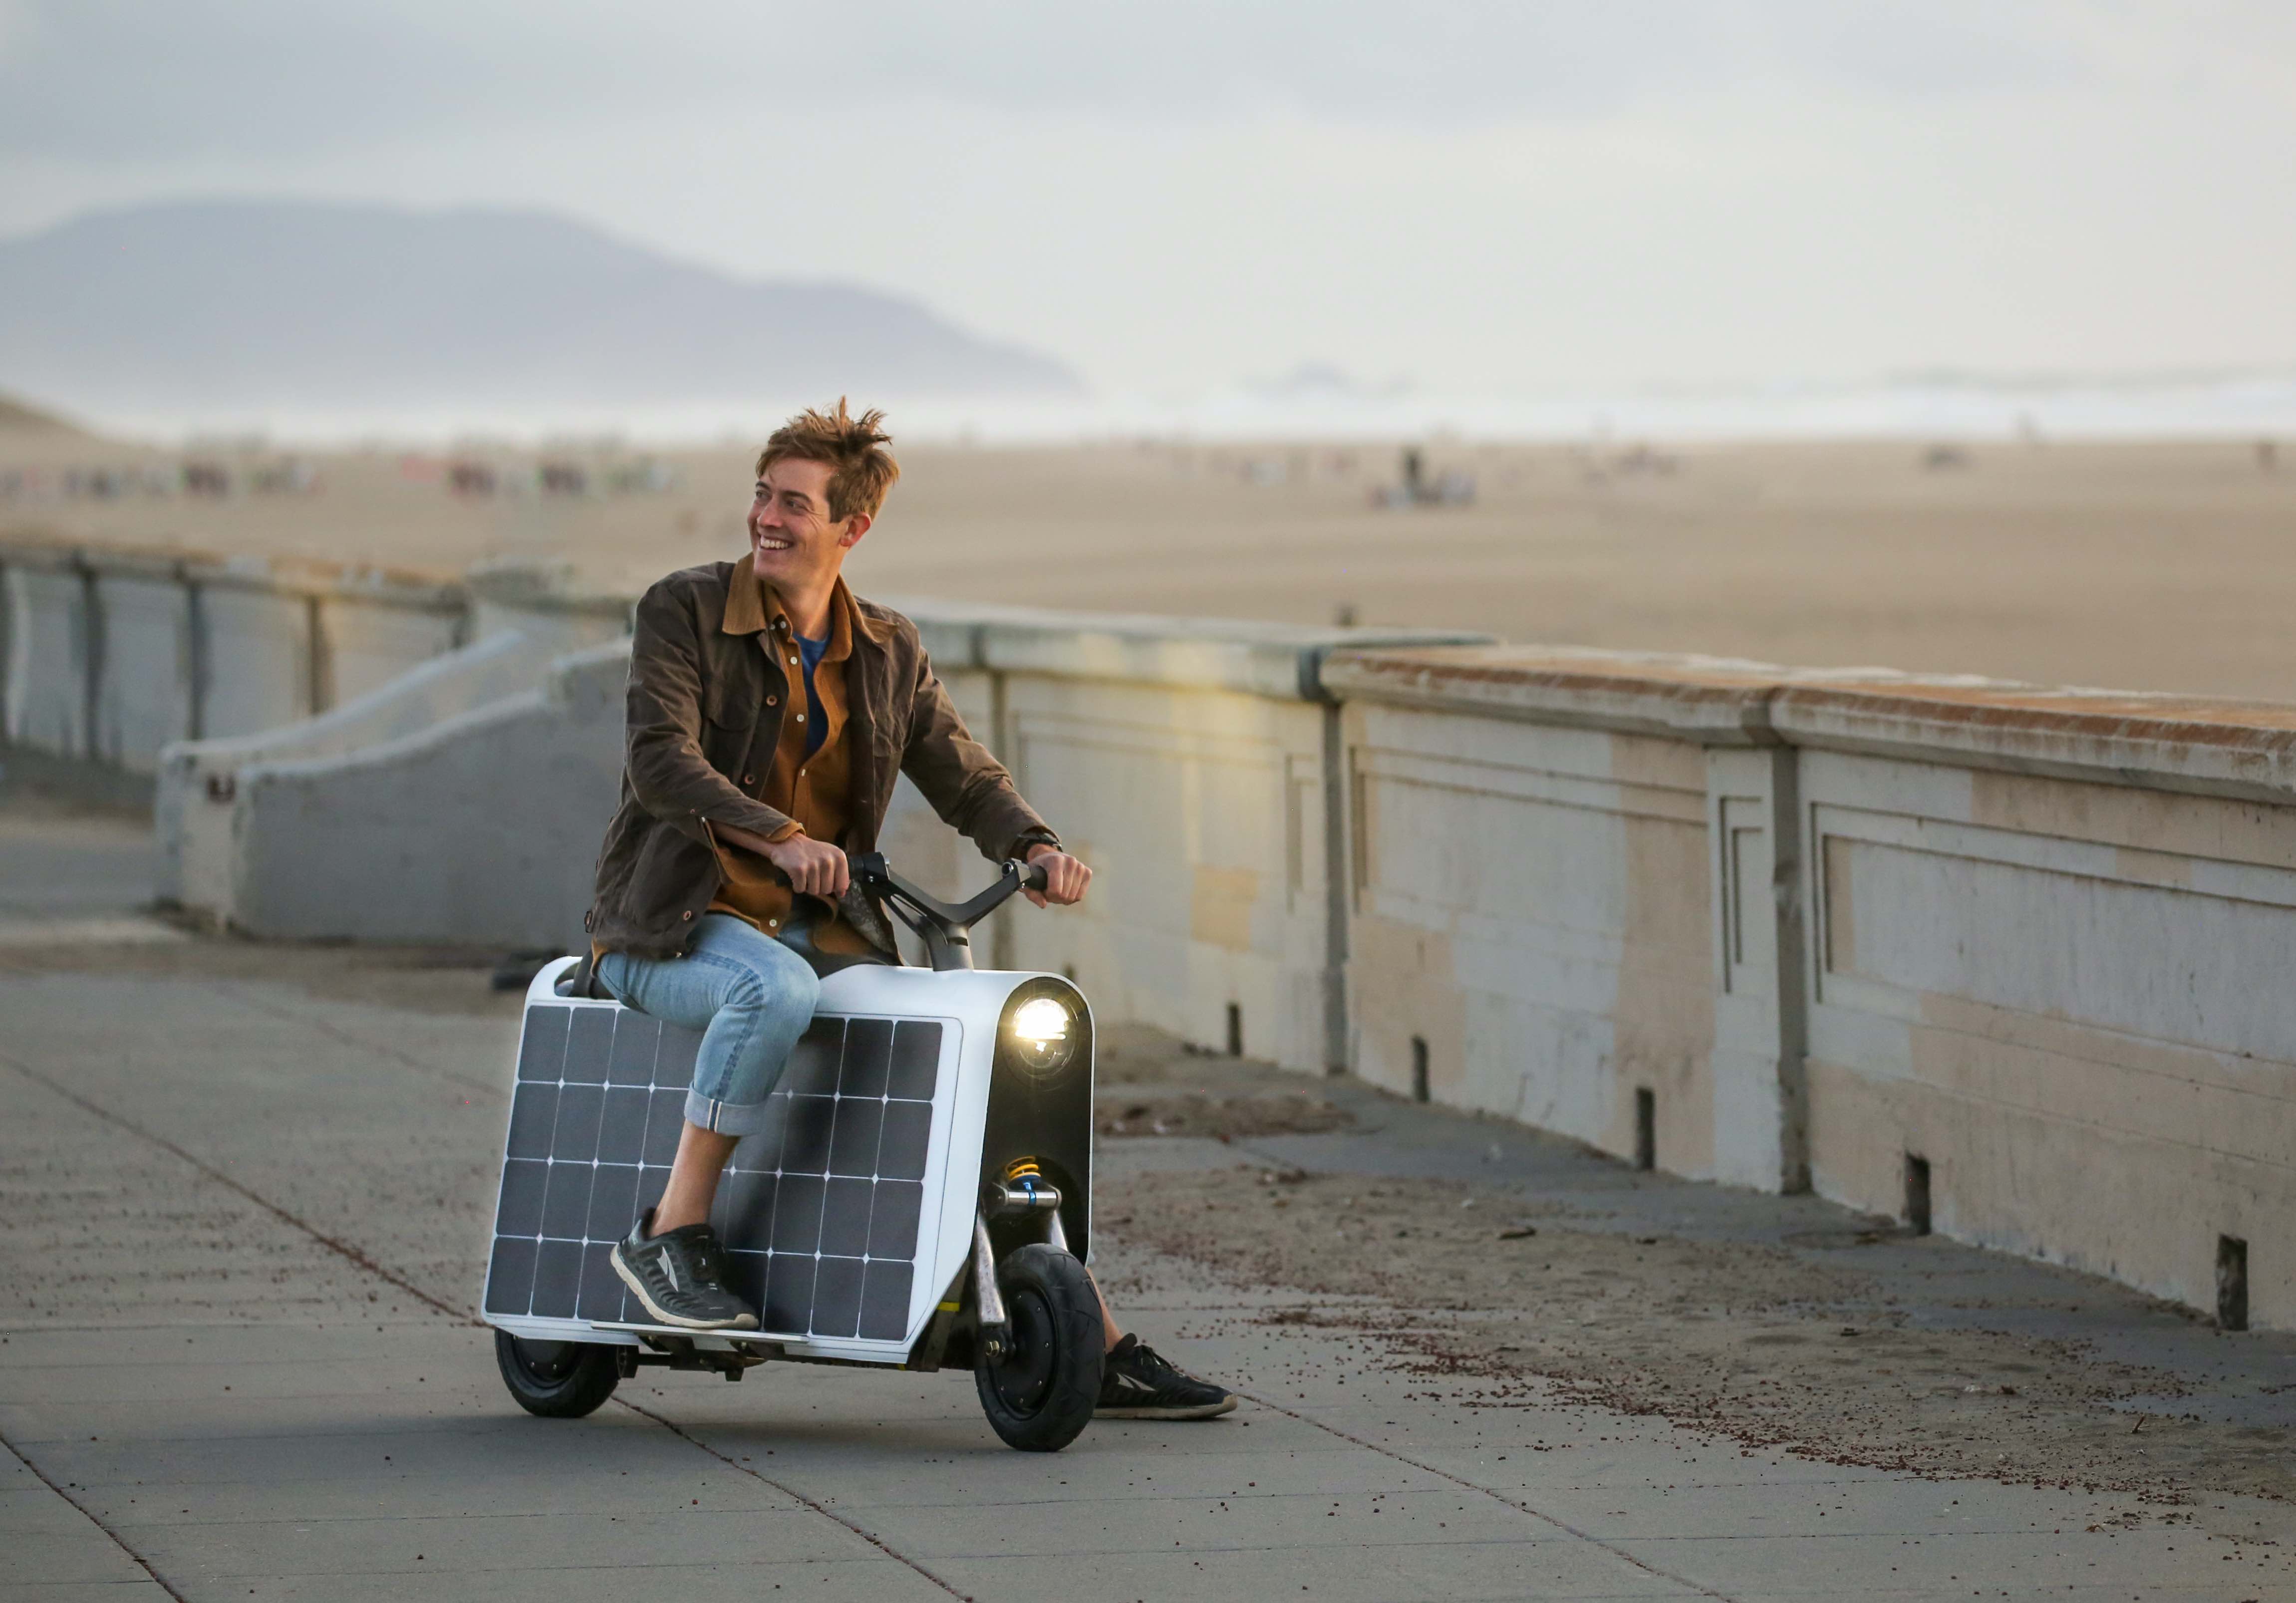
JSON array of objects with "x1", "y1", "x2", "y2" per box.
[{"x1": 1014, "y1": 829, "x2": 1061, "y2": 861}]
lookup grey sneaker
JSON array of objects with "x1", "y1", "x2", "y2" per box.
[
  {"x1": 1095, "y1": 1334, "x2": 1237, "y2": 1419},
  {"x1": 609, "y1": 1209, "x2": 759, "y2": 1331}
]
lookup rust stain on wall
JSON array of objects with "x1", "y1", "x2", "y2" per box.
[
  {"x1": 1347, "y1": 914, "x2": 1460, "y2": 1102},
  {"x1": 1613, "y1": 733, "x2": 1718, "y2": 1174},
  {"x1": 1968, "y1": 768, "x2": 2296, "y2": 871}
]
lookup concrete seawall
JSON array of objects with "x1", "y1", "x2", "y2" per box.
[{"x1": 6, "y1": 532, "x2": 2292, "y2": 1331}]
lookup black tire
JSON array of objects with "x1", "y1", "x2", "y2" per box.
[
  {"x1": 494, "y1": 1330, "x2": 621, "y2": 1418},
  {"x1": 974, "y1": 1243, "x2": 1104, "y2": 1452}
]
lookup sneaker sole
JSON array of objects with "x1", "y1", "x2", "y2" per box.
[
  {"x1": 1095, "y1": 1396, "x2": 1239, "y2": 1420},
  {"x1": 609, "y1": 1247, "x2": 760, "y2": 1331}
]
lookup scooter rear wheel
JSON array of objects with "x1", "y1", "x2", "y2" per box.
[
  {"x1": 974, "y1": 1244, "x2": 1103, "y2": 1451},
  {"x1": 494, "y1": 1330, "x2": 621, "y2": 1418}
]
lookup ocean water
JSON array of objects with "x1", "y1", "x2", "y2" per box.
[{"x1": 86, "y1": 372, "x2": 2296, "y2": 449}]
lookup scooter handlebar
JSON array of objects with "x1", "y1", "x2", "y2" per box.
[{"x1": 851, "y1": 853, "x2": 1046, "y2": 934}]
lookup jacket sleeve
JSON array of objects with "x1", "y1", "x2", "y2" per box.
[
  {"x1": 623, "y1": 579, "x2": 796, "y2": 845},
  {"x1": 899, "y1": 639, "x2": 1058, "y2": 863}
]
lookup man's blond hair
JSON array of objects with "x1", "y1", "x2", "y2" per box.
[{"x1": 756, "y1": 398, "x2": 900, "y2": 523}]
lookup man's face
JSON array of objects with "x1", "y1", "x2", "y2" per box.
[{"x1": 749, "y1": 457, "x2": 867, "y2": 591}]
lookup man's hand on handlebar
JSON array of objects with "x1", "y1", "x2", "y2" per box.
[
  {"x1": 1024, "y1": 843, "x2": 1091, "y2": 908},
  {"x1": 763, "y1": 831, "x2": 850, "y2": 898}
]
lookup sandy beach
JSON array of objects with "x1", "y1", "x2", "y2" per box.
[{"x1": 5, "y1": 423, "x2": 2294, "y2": 700}]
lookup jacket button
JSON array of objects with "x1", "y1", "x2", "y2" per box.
[
  {"x1": 766, "y1": 694, "x2": 778, "y2": 706},
  {"x1": 681, "y1": 910, "x2": 694, "y2": 921},
  {"x1": 743, "y1": 773, "x2": 756, "y2": 785}
]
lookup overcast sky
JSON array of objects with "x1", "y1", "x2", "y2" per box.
[{"x1": 3, "y1": 1, "x2": 2293, "y2": 396}]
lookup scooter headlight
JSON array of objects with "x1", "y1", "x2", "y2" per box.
[{"x1": 1009, "y1": 995, "x2": 1075, "y2": 1072}]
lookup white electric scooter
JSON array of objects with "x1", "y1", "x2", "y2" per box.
[{"x1": 480, "y1": 854, "x2": 1101, "y2": 1451}]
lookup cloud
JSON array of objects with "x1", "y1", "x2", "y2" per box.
[{"x1": 0, "y1": 0, "x2": 2177, "y2": 164}]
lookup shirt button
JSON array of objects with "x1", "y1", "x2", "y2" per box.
[
  {"x1": 796, "y1": 712, "x2": 806, "y2": 723},
  {"x1": 767, "y1": 919, "x2": 778, "y2": 928}
]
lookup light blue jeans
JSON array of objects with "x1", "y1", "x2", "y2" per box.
[{"x1": 596, "y1": 913, "x2": 820, "y2": 1136}]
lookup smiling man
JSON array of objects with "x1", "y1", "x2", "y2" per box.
[{"x1": 580, "y1": 400, "x2": 1235, "y2": 1420}]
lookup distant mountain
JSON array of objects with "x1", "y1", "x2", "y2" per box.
[
  {"x1": 0, "y1": 201, "x2": 1083, "y2": 418},
  {"x1": 0, "y1": 390, "x2": 95, "y2": 435},
  {"x1": 1245, "y1": 361, "x2": 1412, "y2": 402}
]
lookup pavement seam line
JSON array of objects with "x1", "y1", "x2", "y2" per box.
[
  {"x1": 1, "y1": 1427, "x2": 187, "y2": 1600},
  {"x1": 0, "y1": 1048, "x2": 476, "y2": 1325},
  {"x1": 1233, "y1": 1387, "x2": 1742, "y2": 1601},
  {"x1": 610, "y1": 1397, "x2": 971, "y2": 1600}
]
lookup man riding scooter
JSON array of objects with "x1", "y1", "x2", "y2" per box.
[{"x1": 580, "y1": 400, "x2": 1234, "y2": 1421}]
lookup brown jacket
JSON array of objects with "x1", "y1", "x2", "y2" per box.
[{"x1": 586, "y1": 558, "x2": 1057, "y2": 959}]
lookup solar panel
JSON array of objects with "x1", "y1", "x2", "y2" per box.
[{"x1": 484, "y1": 1003, "x2": 944, "y2": 1343}]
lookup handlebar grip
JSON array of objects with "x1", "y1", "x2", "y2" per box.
[{"x1": 1015, "y1": 858, "x2": 1050, "y2": 892}]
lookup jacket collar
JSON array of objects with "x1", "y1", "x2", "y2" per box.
[{"x1": 722, "y1": 554, "x2": 888, "y2": 649}]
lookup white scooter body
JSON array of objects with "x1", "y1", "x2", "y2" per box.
[{"x1": 482, "y1": 957, "x2": 1089, "y2": 1366}]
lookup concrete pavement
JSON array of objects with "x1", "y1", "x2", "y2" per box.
[{"x1": 2, "y1": 800, "x2": 2293, "y2": 1598}]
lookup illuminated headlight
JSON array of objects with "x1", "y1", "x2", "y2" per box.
[{"x1": 1009, "y1": 996, "x2": 1075, "y2": 1071}]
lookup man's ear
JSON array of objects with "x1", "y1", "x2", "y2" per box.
[{"x1": 838, "y1": 512, "x2": 872, "y2": 549}]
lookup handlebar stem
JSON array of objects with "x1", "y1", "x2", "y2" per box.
[{"x1": 851, "y1": 853, "x2": 1048, "y2": 974}]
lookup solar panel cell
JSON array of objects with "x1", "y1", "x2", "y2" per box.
[
  {"x1": 865, "y1": 1180, "x2": 924, "y2": 1260},
  {"x1": 768, "y1": 1172, "x2": 827, "y2": 1252},
  {"x1": 532, "y1": 1238, "x2": 584, "y2": 1314},
  {"x1": 550, "y1": 1083, "x2": 605, "y2": 1159},
  {"x1": 597, "y1": 1087, "x2": 651, "y2": 1163},
  {"x1": 876, "y1": 1101, "x2": 932, "y2": 1182},
  {"x1": 886, "y1": 1021, "x2": 939, "y2": 1099},
  {"x1": 605, "y1": 1012, "x2": 662, "y2": 1084},
  {"x1": 860, "y1": 1259, "x2": 913, "y2": 1340},
  {"x1": 542, "y1": 1160, "x2": 594, "y2": 1239},
  {"x1": 782, "y1": 1094, "x2": 837, "y2": 1166},
  {"x1": 516, "y1": 1007, "x2": 570, "y2": 1082},
  {"x1": 497, "y1": 1158, "x2": 547, "y2": 1236},
  {"x1": 504, "y1": 1083, "x2": 559, "y2": 1159},
  {"x1": 485, "y1": 1236, "x2": 537, "y2": 1316},
  {"x1": 563, "y1": 1008, "x2": 615, "y2": 1082},
  {"x1": 762, "y1": 1251, "x2": 815, "y2": 1330},
  {"x1": 782, "y1": 1020, "x2": 844, "y2": 1095},
  {"x1": 820, "y1": 1177, "x2": 874, "y2": 1257},
  {"x1": 841, "y1": 1017, "x2": 894, "y2": 1098},
  {"x1": 810, "y1": 1255, "x2": 865, "y2": 1338},
  {"x1": 585, "y1": 1163, "x2": 641, "y2": 1242},
  {"x1": 575, "y1": 1242, "x2": 628, "y2": 1322},
  {"x1": 639, "y1": 1086, "x2": 685, "y2": 1166},
  {"x1": 827, "y1": 1098, "x2": 884, "y2": 1178}
]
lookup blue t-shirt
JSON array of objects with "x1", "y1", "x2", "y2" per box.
[{"x1": 797, "y1": 631, "x2": 829, "y2": 757}]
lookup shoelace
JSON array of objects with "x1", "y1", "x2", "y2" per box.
[{"x1": 1127, "y1": 1342, "x2": 1180, "y2": 1379}]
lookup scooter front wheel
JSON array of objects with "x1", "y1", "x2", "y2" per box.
[
  {"x1": 494, "y1": 1330, "x2": 621, "y2": 1418},
  {"x1": 974, "y1": 1244, "x2": 1103, "y2": 1451}
]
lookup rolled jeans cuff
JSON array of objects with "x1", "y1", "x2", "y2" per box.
[{"x1": 685, "y1": 1088, "x2": 775, "y2": 1137}]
